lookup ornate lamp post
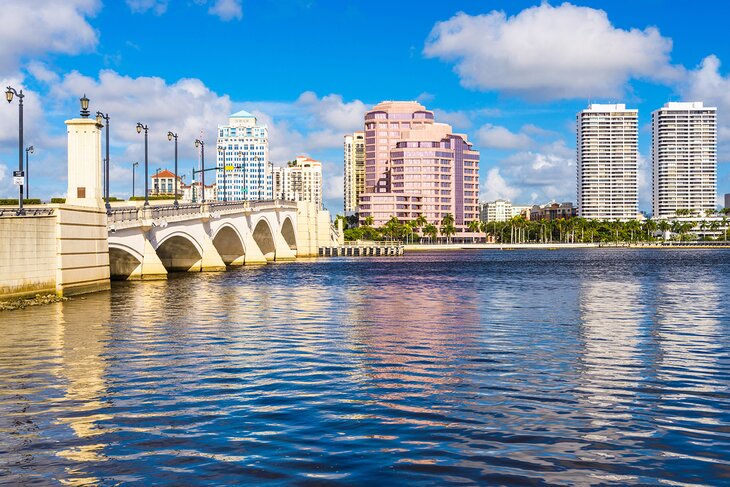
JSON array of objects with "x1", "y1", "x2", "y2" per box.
[
  {"x1": 132, "y1": 162, "x2": 139, "y2": 198},
  {"x1": 24, "y1": 146, "x2": 34, "y2": 200},
  {"x1": 95, "y1": 111, "x2": 111, "y2": 213},
  {"x1": 5, "y1": 86, "x2": 25, "y2": 214},
  {"x1": 155, "y1": 167, "x2": 161, "y2": 195},
  {"x1": 194, "y1": 138, "x2": 205, "y2": 202},
  {"x1": 136, "y1": 123, "x2": 150, "y2": 207},
  {"x1": 167, "y1": 132, "x2": 179, "y2": 207}
]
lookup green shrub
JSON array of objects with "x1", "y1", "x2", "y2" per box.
[{"x1": 0, "y1": 198, "x2": 42, "y2": 205}]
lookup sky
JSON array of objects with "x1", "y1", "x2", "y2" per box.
[{"x1": 1, "y1": 0, "x2": 730, "y2": 214}]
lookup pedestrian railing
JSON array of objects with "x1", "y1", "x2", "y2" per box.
[{"x1": 0, "y1": 207, "x2": 55, "y2": 217}]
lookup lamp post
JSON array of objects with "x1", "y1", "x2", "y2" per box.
[
  {"x1": 155, "y1": 167, "x2": 161, "y2": 195},
  {"x1": 218, "y1": 145, "x2": 227, "y2": 202},
  {"x1": 136, "y1": 123, "x2": 149, "y2": 207},
  {"x1": 132, "y1": 162, "x2": 139, "y2": 198},
  {"x1": 24, "y1": 146, "x2": 34, "y2": 200},
  {"x1": 5, "y1": 86, "x2": 25, "y2": 215},
  {"x1": 194, "y1": 139, "x2": 205, "y2": 202},
  {"x1": 167, "y1": 132, "x2": 179, "y2": 207},
  {"x1": 95, "y1": 111, "x2": 111, "y2": 213}
]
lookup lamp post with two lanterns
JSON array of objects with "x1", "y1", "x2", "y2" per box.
[
  {"x1": 95, "y1": 111, "x2": 111, "y2": 213},
  {"x1": 167, "y1": 132, "x2": 179, "y2": 207},
  {"x1": 194, "y1": 139, "x2": 205, "y2": 202},
  {"x1": 24, "y1": 146, "x2": 33, "y2": 200}
]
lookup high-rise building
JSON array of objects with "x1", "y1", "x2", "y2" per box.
[
  {"x1": 216, "y1": 110, "x2": 272, "y2": 201},
  {"x1": 343, "y1": 131, "x2": 365, "y2": 213},
  {"x1": 725, "y1": 193, "x2": 730, "y2": 209},
  {"x1": 358, "y1": 101, "x2": 480, "y2": 228},
  {"x1": 577, "y1": 104, "x2": 638, "y2": 220},
  {"x1": 479, "y1": 200, "x2": 531, "y2": 222},
  {"x1": 652, "y1": 102, "x2": 717, "y2": 218},
  {"x1": 272, "y1": 156, "x2": 323, "y2": 208}
]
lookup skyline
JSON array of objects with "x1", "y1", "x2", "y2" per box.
[{"x1": 2, "y1": 0, "x2": 730, "y2": 213}]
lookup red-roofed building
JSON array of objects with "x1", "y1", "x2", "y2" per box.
[{"x1": 151, "y1": 169, "x2": 183, "y2": 196}]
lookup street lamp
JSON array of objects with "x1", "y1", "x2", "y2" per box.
[
  {"x1": 136, "y1": 123, "x2": 149, "y2": 207},
  {"x1": 24, "y1": 146, "x2": 34, "y2": 200},
  {"x1": 96, "y1": 111, "x2": 111, "y2": 213},
  {"x1": 194, "y1": 138, "x2": 205, "y2": 202},
  {"x1": 167, "y1": 131, "x2": 179, "y2": 207},
  {"x1": 132, "y1": 162, "x2": 139, "y2": 198},
  {"x1": 218, "y1": 145, "x2": 227, "y2": 202},
  {"x1": 80, "y1": 94, "x2": 90, "y2": 118},
  {"x1": 155, "y1": 167, "x2": 161, "y2": 195},
  {"x1": 6, "y1": 86, "x2": 25, "y2": 215}
]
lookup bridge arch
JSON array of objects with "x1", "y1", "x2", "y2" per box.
[
  {"x1": 281, "y1": 217, "x2": 297, "y2": 250},
  {"x1": 156, "y1": 232, "x2": 204, "y2": 272},
  {"x1": 253, "y1": 218, "x2": 276, "y2": 261},
  {"x1": 212, "y1": 223, "x2": 246, "y2": 265},
  {"x1": 108, "y1": 243, "x2": 143, "y2": 280}
]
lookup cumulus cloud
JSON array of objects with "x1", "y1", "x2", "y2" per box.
[
  {"x1": 682, "y1": 55, "x2": 730, "y2": 162},
  {"x1": 208, "y1": 0, "x2": 243, "y2": 21},
  {"x1": 477, "y1": 124, "x2": 533, "y2": 149},
  {"x1": 433, "y1": 109, "x2": 472, "y2": 130},
  {"x1": 47, "y1": 70, "x2": 232, "y2": 194},
  {"x1": 482, "y1": 168, "x2": 521, "y2": 202},
  {"x1": 0, "y1": 0, "x2": 100, "y2": 76},
  {"x1": 424, "y1": 2, "x2": 680, "y2": 100}
]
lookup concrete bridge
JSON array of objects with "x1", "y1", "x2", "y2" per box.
[{"x1": 106, "y1": 199, "x2": 326, "y2": 280}]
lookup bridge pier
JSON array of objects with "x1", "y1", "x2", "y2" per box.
[
  {"x1": 136, "y1": 236, "x2": 168, "y2": 280},
  {"x1": 198, "y1": 233, "x2": 227, "y2": 272}
]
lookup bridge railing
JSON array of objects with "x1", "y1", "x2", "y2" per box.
[
  {"x1": 208, "y1": 201, "x2": 250, "y2": 212},
  {"x1": 0, "y1": 207, "x2": 56, "y2": 217},
  {"x1": 151, "y1": 203, "x2": 201, "y2": 219},
  {"x1": 108, "y1": 207, "x2": 140, "y2": 223}
]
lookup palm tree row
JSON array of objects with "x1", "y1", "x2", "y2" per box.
[{"x1": 338, "y1": 214, "x2": 730, "y2": 244}]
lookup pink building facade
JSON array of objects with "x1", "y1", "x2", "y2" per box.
[{"x1": 359, "y1": 101, "x2": 479, "y2": 228}]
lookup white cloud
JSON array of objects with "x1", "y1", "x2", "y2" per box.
[
  {"x1": 477, "y1": 124, "x2": 532, "y2": 149},
  {"x1": 0, "y1": 164, "x2": 7, "y2": 183},
  {"x1": 482, "y1": 167, "x2": 521, "y2": 202},
  {"x1": 126, "y1": 0, "x2": 168, "y2": 15},
  {"x1": 0, "y1": 0, "x2": 100, "y2": 76},
  {"x1": 682, "y1": 55, "x2": 730, "y2": 162},
  {"x1": 48, "y1": 70, "x2": 232, "y2": 194},
  {"x1": 295, "y1": 91, "x2": 367, "y2": 133},
  {"x1": 208, "y1": 0, "x2": 243, "y2": 21},
  {"x1": 424, "y1": 2, "x2": 680, "y2": 100},
  {"x1": 433, "y1": 109, "x2": 472, "y2": 129}
]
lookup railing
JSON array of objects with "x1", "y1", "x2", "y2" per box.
[
  {"x1": 208, "y1": 201, "x2": 250, "y2": 212},
  {"x1": 0, "y1": 207, "x2": 55, "y2": 217},
  {"x1": 151, "y1": 203, "x2": 201, "y2": 219},
  {"x1": 108, "y1": 207, "x2": 140, "y2": 223}
]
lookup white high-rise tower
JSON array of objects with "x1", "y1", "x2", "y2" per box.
[
  {"x1": 577, "y1": 104, "x2": 638, "y2": 220},
  {"x1": 652, "y1": 102, "x2": 717, "y2": 218}
]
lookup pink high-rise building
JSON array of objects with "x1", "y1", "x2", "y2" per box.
[{"x1": 358, "y1": 101, "x2": 479, "y2": 228}]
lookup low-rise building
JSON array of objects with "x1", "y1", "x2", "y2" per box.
[
  {"x1": 479, "y1": 199, "x2": 531, "y2": 222},
  {"x1": 530, "y1": 202, "x2": 578, "y2": 221},
  {"x1": 151, "y1": 169, "x2": 183, "y2": 196},
  {"x1": 181, "y1": 182, "x2": 216, "y2": 203}
]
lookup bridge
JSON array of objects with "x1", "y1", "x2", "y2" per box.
[
  {"x1": 1, "y1": 107, "x2": 338, "y2": 300},
  {"x1": 106, "y1": 200, "x2": 321, "y2": 280}
]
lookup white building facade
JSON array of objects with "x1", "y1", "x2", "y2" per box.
[
  {"x1": 343, "y1": 131, "x2": 365, "y2": 213},
  {"x1": 272, "y1": 156, "x2": 323, "y2": 208},
  {"x1": 479, "y1": 200, "x2": 531, "y2": 222},
  {"x1": 577, "y1": 104, "x2": 638, "y2": 220},
  {"x1": 652, "y1": 102, "x2": 717, "y2": 218},
  {"x1": 216, "y1": 110, "x2": 272, "y2": 201}
]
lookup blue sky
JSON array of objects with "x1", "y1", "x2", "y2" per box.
[{"x1": 1, "y1": 0, "x2": 730, "y2": 213}]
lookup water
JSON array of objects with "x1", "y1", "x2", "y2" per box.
[{"x1": 1, "y1": 249, "x2": 729, "y2": 485}]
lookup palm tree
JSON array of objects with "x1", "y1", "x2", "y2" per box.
[
  {"x1": 423, "y1": 223, "x2": 438, "y2": 244},
  {"x1": 440, "y1": 213, "x2": 456, "y2": 244},
  {"x1": 643, "y1": 218, "x2": 657, "y2": 241},
  {"x1": 467, "y1": 220, "x2": 481, "y2": 243},
  {"x1": 657, "y1": 220, "x2": 670, "y2": 240},
  {"x1": 411, "y1": 214, "x2": 427, "y2": 244}
]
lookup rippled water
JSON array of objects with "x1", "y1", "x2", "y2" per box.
[{"x1": 1, "y1": 249, "x2": 729, "y2": 485}]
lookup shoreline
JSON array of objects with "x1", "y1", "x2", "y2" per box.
[{"x1": 403, "y1": 243, "x2": 730, "y2": 251}]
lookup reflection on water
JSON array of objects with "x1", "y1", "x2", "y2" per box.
[{"x1": 0, "y1": 249, "x2": 729, "y2": 485}]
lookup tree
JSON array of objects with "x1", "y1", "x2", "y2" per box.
[
  {"x1": 440, "y1": 214, "x2": 456, "y2": 244},
  {"x1": 423, "y1": 224, "x2": 438, "y2": 244},
  {"x1": 467, "y1": 220, "x2": 481, "y2": 243}
]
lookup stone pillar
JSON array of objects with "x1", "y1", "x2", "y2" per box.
[
  {"x1": 198, "y1": 234, "x2": 227, "y2": 272},
  {"x1": 65, "y1": 118, "x2": 103, "y2": 207},
  {"x1": 138, "y1": 237, "x2": 168, "y2": 279}
]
